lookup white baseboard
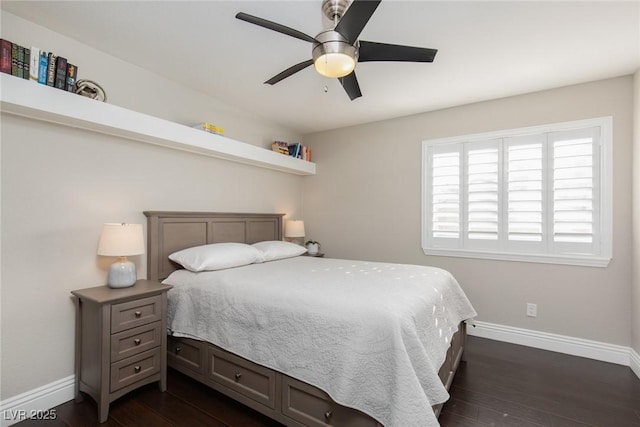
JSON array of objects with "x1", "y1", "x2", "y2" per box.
[
  {"x1": 467, "y1": 320, "x2": 638, "y2": 377},
  {"x1": 631, "y1": 348, "x2": 640, "y2": 379},
  {"x1": 0, "y1": 375, "x2": 75, "y2": 427}
]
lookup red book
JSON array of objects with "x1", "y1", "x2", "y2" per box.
[{"x1": 0, "y1": 39, "x2": 11, "y2": 74}]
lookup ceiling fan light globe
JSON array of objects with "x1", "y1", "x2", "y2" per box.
[{"x1": 314, "y1": 52, "x2": 356, "y2": 78}]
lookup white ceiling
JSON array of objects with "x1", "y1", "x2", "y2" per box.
[{"x1": 2, "y1": 1, "x2": 639, "y2": 134}]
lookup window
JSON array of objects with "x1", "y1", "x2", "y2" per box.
[{"x1": 422, "y1": 117, "x2": 612, "y2": 267}]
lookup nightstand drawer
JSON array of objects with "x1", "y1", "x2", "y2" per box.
[
  {"x1": 111, "y1": 295, "x2": 162, "y2": 333},
  {"x1": 110, "y1": 347, "x2": 161, "y2": 392},
  {"x1": 207, "y1": 345, "x2": 276, "y2": 409},
  {"x1": 111, "y1": 322, "x2": 162, "y2": 362}
]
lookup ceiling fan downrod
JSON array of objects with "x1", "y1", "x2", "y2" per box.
[{"x1": 322, "y1": 0, "x2": 350, "y2": 23}]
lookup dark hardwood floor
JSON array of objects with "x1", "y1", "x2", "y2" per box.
[{"x1": 16, "y1": 336, "x2": 640, "y2": 426}]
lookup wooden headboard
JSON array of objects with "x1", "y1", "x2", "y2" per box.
[{"x1": 144, "y1": 211, "x2": 284, "y2": 281}]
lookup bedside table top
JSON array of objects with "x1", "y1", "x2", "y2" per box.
[{"x1": 71, "y1": 280, "x2": 172, "y2": 304}]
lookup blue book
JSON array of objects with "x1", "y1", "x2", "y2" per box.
[{"x1": 37, "y1": 51, "x2": 48, "y2": 84}]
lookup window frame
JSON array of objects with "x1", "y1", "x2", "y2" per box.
[{"x1": 421, "y1": 117, "x2": 612, "y2": 267}]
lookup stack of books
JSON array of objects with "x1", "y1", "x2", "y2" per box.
[
  {"x1": 271, "y1": 141, "x2": 312, "y2": 162},
  {"x1": 192, "y1": 122, "x2": 225, "y2": 136},
  {"x1": 1, "y1": 39, "x2": 78, "y2": 93}
]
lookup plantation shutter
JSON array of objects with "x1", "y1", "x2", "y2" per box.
[
  {"x1": 549, "y1": 127, "x2": 600, "y2": 255},
  {"x1": 465, "y1": 140, "x2": 500, "y2": 249},
  {"x1": 426, "y1": 143, "x2": 462, "y2": 248},
  {"x1": 422, "y1": 117, "x2": 609, "y2": 266},
  {"x1": 504, "y1": 135, "x2": 545, "y2": 252}
]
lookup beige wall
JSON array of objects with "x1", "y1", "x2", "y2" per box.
[
  {"x1": 0, "y1": 13, "x2": 305, "y2": 399},
  {"x1": 303, "y1": 76, "x2": 634, "y2": 347},
  {"x1": 633, "y1": 69, "x2": 640, "y2": 355}
]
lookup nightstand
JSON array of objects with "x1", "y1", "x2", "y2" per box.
[{"x1": 71, "y1": 280, "x2": 172, "y2": 422}]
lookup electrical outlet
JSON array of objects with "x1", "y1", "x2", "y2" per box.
[{"x1": 526, "y1": 303, "x2": 537, "y2": 317}]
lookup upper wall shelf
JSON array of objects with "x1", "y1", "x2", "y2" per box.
[{"x1": 0, "y1": 74, "x2": 315, "y2": 176}]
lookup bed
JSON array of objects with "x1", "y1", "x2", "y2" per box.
[{"x1": 144, "y1": 211, "x2": 476, "y2": 427}]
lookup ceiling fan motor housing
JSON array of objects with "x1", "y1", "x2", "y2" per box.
[{"x1": 312, "y1": 30, "x2": 359, "y2": 78}]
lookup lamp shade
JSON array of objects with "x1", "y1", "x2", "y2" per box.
[
  {"x1": 97, "y1": 223, "x2": 145, "y2": 256},
  {"x1": 285, "y1": 220, "x2": 305, "y2": 238}
]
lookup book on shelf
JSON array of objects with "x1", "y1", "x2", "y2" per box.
[
  {"x1": 65, "y1": 63, "x2": 77, "y2": 92},
  {"x1": 46, "y1": 52, "x2": 57, "y2": 86},
  {"x1": 38, "y1": 51, "x2": 48, "y2": 84},
  {"x1": 11, "y1": 43, "x2": 18, "y2": 76},
  {"x1": 29, "y1": 46, "x2": 40, "y2": 81},
  {"x1": 16, "y1": 45, "x2": 25, "y2": 78},
  {"x1": 0, "y1": 39, "x2": 11, "y2": 74},
  {"x1": 54, "y1": 56, "x2": 67, "y2": 89}
]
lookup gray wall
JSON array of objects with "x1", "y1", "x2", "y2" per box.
[
  {"x1": 303, "y1": 76, "x2": 635, "y2": 347},
  {"x1": 0, "y1": 12, "x2": 305, "y2": 399}
]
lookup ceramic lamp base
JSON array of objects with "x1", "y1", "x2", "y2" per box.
[{"x1": 107, "y1": 257, "x2": 137, "y2": 288}]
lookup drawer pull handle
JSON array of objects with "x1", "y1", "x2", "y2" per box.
[
  {"x1": 133, "y1": 338, "x2": 141, "y2": 345},
  {"x1": 234, "y1": 372, "x2": 242, "y2": 381},
  {"x1": 134, "y1": 311, "x2": 142, "y2": 318},
  {"x1": 134, "y1": 366, "x2": 141, "y2": 373},
  {"x1": 175, "y1": 347, "x2": 182, "y2": 354},
  {"x1": 324, "y1": 410, "x2": 332, "y2": 421}
]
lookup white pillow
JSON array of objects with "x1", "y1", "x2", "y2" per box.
[
  {"x1": 252, "y1": 240, "x2": 307, "y2": 262},
  {"x1": 169, "y1": 242, "x2": 262, "y2": 272}
]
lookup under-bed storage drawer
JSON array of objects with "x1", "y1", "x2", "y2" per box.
[
  {"x1": 168, "y1": 336, "x2": 206, "y2": 375},
  {"x1": 206, "y1": 345, "x2": 277, "y2": 409},
  {"x1": 282, "y1": 375, "x2": 380, "y2": 427}
]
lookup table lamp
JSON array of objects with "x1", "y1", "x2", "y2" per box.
[
  {"x1": 97, "y1": 223, "x2": 145, "y2": 288},
  {"x1": 285, "y1": 220, "x2": 305, "y2": 245}
]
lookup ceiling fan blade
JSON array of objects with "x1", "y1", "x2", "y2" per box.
[
  {"x1": 265, "y1": 60, "x2": 314, "y2": 85},
  {"x1": 334, "y1": 0, "x2": 382, "y2": 45},
  {"x1": 236, "y1": 12, "x2": 317, "y2": 43},
  {"x1": 339, "y1": 72, "x2": 362, "y2": 101},
  {"x1": 359, "y1": 40, "x2": 437, "y2": 62}
]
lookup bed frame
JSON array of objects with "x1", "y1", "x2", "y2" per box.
[{"x1": 144, "y1": 211, "x2": 465, "y2": 427}]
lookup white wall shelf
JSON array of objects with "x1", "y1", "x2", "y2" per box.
[{"x1": 0, "y1": 74, "x2": 315, "y2": 176}]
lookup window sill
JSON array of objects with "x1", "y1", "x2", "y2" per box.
[{"x1": 422, "y1": 247, "x2": 611, "y2": 268}]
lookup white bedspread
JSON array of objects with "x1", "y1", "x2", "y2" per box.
[{"x1": 163, "y1": 256, "x2": 476, "y2": 427}]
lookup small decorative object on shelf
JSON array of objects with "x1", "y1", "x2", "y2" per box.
[
  {"x1": 271, "y1": 140, "x2": 312, "y2": 162},
  {"x1": 192, "y1": 122, "x2": 224, "y2": 136},
  {"x1": 305, "y1": 240, "x2": 320, "y2": 255},
  {"x1": 76, "y1": 79, "x2": 107, "y2": 102}
]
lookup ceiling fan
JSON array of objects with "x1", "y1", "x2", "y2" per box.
[{"x1": 236, "y1": 0, "x2": 438, "y2": 101}]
